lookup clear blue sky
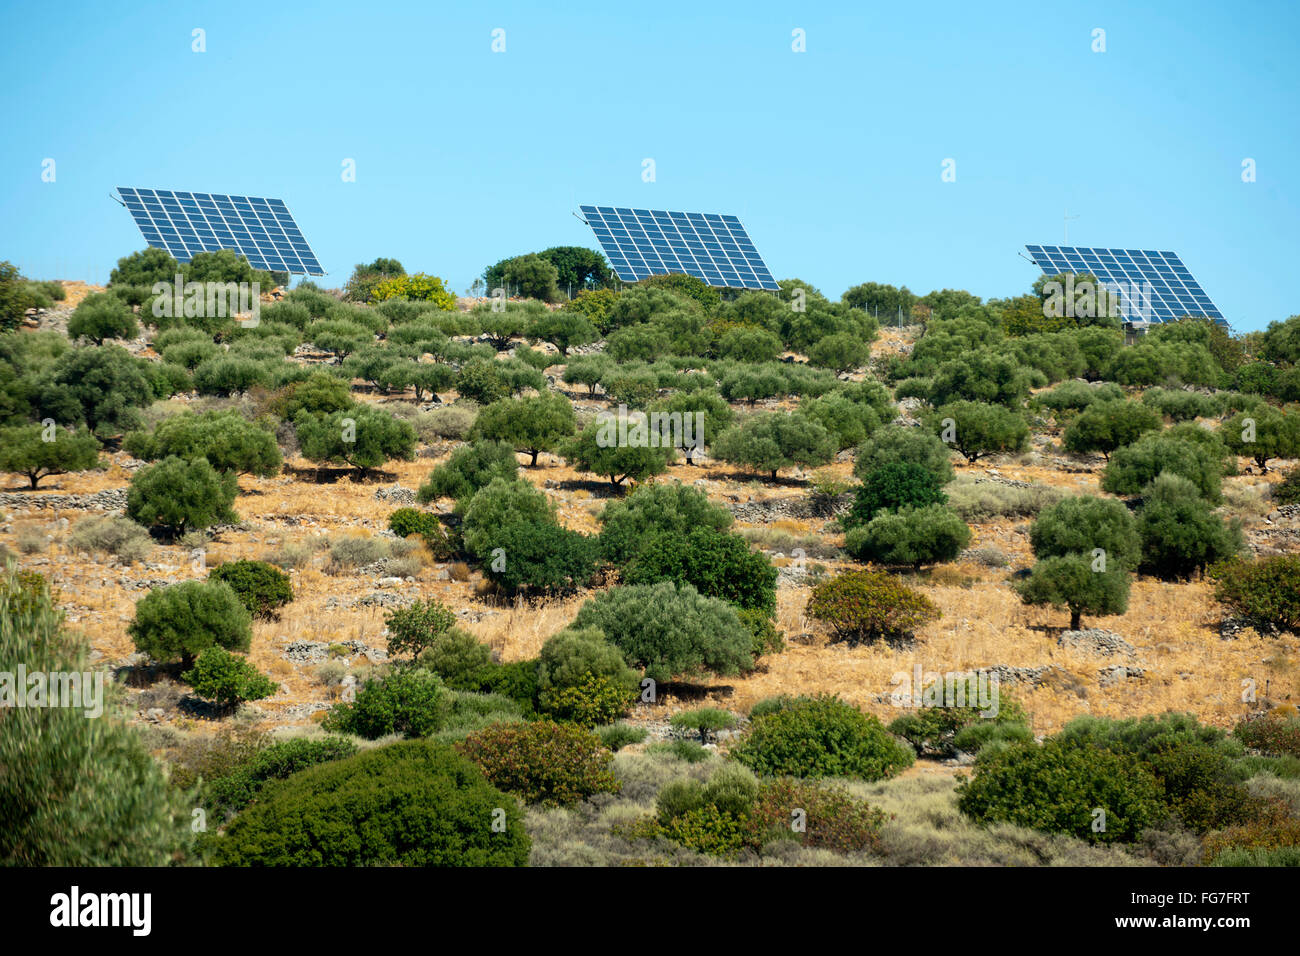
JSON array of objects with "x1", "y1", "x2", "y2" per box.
[{"x1": 2, "y1": 0, "x2": 1296, "y2": 331}]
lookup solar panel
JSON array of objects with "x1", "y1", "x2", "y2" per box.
[
  {"x1": 1024, "y1": 244, "x2": 1224, "y2": 326},
  {"x1": 579, "y1": 205, "x2": 779, "y2": 290},
  {"x1": 117, "y1": 187, "x2": 325, "y2": 276}
]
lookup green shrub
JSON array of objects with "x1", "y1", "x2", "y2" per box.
[
  {"x1": 887, "y1": 680, "x2": 1027, "y2": 757},
  {"x1": 321, "y1": 670, "x2": 449, "y2": 739},
  {"x1": 661, "y1": 803, "x2": 751, "y2": 856},
  {"x1": 126, "y1": 455, "x2": 238, "y2": 535},
  {"x1": 0, "y1": 566, "x2": 192, "y2": 865},
  {"x1": 1063, "y1": 399, "x2": 1162, "y2": 459},
  {"x1": 571, "y1": 582, "x2": 754, "y2": 685},
  {"x1": 934, "y1": 400, "x2": 1030, "y2": 464},
  {"x1": 432, "y1": 689, "x2": 527, "y2": 741},
  {"x1": 1136, "y1": 472, "x2": 1243, "y2": 579},
  {"x1": 846, "y1": 462, "x2": 948, "y2": 528},
  {"x1": 951, "y1": 719, "x2": 1034, "y2": 754},
  {"x1": 1037, "y1": 380, "x2": 1124, "y2": 413},
  {"x1": 460, "y1": 477, "x2": 557, "y2": 560},
  {"x1": 387, "y1": 507, "x2": 452, "y2": 556},
  {"x1": 670, "y1": 707, "x2": 737, "y2": 743},
  {"x1": 470, "y1": 658, "x2": 541, "y2": 715},
  {"x1": 294, "y1": 406, "x2": 417, "y2": 477},
  {"x1": 1211, "y1": 555, "x2": 1300, "y2": 632},
  {"x1": 733, "y1": 694, "x2": 914, "y2": 780},
  {"x1": 537, "y1": 627, "x2": 639, "y2": 726},
  {"x1": 192, "y1": 356, "x2": 270, "y2": 396},
  {"x1": 622, "y1": 527, "x2": 777, "y2": 613},
  {"x1": 799, "y1": 391, "x2": 882, "y2": 451},
  {"x1": 711, "y1": 411, "x2": 836, "y2": 481},
  {"x1": 1102, "y1": 434, "x2": 1223, "y2": 501},
  {"x1": 843, "y1": 504, "x2": 971, "y2": 569},
  {"x1": 807, "y1": 569, "x2": 939, "y2": 644},
  {"x1": 455, "y1": 720, "x2": 619, "y2": 807},
  {"x1": 1055, "y1": 713, "x2": 1254, "y2": 834},
  {"x1": 1015, "y1": 554, "x2": 1130, "y2": 630},
  {"x1": 1275, "y1": 468, "x2": 1300, "y2": 505},
  {"x1": 68, "y1": 291, "x2": 139, "y2": 344},
  {"x1": 536, "y1": 674, "x2": 636, "y2": 728},
  {"x1": 561, "y1": 419, "x2": 676, "y2": 487},
  {"x1": 483, "y1": 520, "x2": 600, "y2": 596},
  {"x1": 206, "y1": 740, "x2": 528, "y2": 866},
  {"x1": 0, "y1": 424, "x2": 100, "y2": 489},
  {"x1": 1028, "y1": 494, "x2": 1140, "y2": 570},
  {"x1": 416, "y1": 627, "x2": 493, "y2": 685},
  {"x1": 123, "y1": 410, "x2": 281, "y2": 477},
  {"x1": 1141, "y1": 387, "x2": 1221, "y2": 422},
  {"x1": 129, "y1": 580, "x2": 252, "y2": 668},
  {"x1": 385, "y1": 598, "x2": 457, "y2": 660},
  {"x1": 648, "y1": 739, "x2": 712, "y2": 763},
  {"x1": 267, "y1": 371, "x2": 355, "y2": 419},
  {"x1": 738, "y1": 606, "x2": 785, "y2": 658},
  {"x1": 597, "y1": 723, "x2": 648, "y2": 751},
  {"x1": 470, "y1": 392, "x2": 575, "y2": 466},
  {"x1": 181, "y1": 647, "x2": 278, "y2": 711},
  {"x1": 204, "y1": 736, "x2": 358, "y2": 816},
  {"x1": 417, "y1": 439, "x2": 518, "y2": 507},
  {"x1": 956, "y1": 739, "x2": 1166, "y2": 843},
  {"x1": 652, "y1": 763, "x2": 759, "y2": 856},
  {"x1": 597, "y1": 482, "x2": 732, "y2": 565},
  {"x1": 207, "y1": 560, "x2": 293, "y2": 620},
  {"x1": 854, "y1": 426, "x2": 955, "y2": 484}
]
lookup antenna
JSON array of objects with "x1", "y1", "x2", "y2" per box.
[
  {"x1": 109, "y1": 190, "x2": 125, "y2": 207},
  {"x1": 1063, "y1": 209, "x2": 1080, "y2": 244},
  {"x1": 572, "y1": 210, "x2": 589, "y2": 227}
]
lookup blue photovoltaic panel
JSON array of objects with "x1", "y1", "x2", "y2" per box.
[
  {"x1": 1024, "y1": 244, "x2": 1225, "y2": 326},
  {"x1": 117, "y1": 187, "x2": 325, "y2": 276},
  {"x1": 580, "y1": 205, "x2": 779, "y2": 290}
]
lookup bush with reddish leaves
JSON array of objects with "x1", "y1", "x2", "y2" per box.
[
  {"x1": 1234, "y1": 713, "x2": 1300, "y2": 758},
  {"x1": 746, "y1": 778, "x2": 888, "y2": 854},
  {"x1": 455, "y1": 720, "x2": 619, "y2": 807},
  {"x1": 1203, "y1": 798, "x2": 1300, "y2": 864},
  {"x1": 806, "y1": 569, "x2": 939, "y2": 645}
]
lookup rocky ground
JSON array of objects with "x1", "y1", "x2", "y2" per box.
[{"x1": 2, "y1": 309, "x2": 1297, "y2": 746}]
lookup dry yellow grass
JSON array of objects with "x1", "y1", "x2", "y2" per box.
[{"x1": 2, "y1": 330, "x2": 1297, "y2": 741}]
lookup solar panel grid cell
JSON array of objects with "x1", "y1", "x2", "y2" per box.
[
  {"x1": 117, "y1": 187, "x2": 324, "y2": 275},
  {"x1": 1024, "y1": 244, "x2": 1225, "y2": 325},
  {"x1": 583, "y1": 204, "x2": 778, "y2": 290}
]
